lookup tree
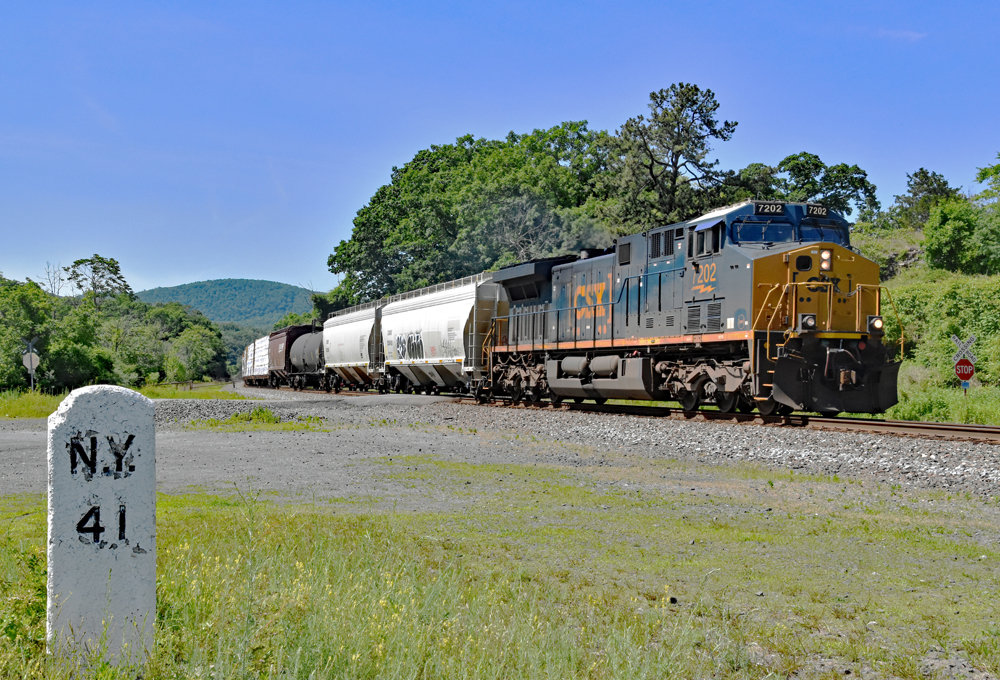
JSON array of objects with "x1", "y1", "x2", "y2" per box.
[
  {"x1": 924, "y1": 197, "x2": 1000, "y2": 274},
  {"x1": 63, "y1": 255, "x2": 133, "y2": 309},
  {"x1": 598, "y1": 84, "x2": 737, "y2": 232},
  {"x1": 327, "y1": 122, "x2": 613, "y2": 304},
  {"x1": 892, "y1": 168, "x2": 959, "y2": 230},
  {"x1": 775, "y1": 153, "x2": 880, "y2": 216},
  {"x1": 273, "y1": 311, "x2": 315, "y2": 330},
  {"x1": 165, "y1": 326, "x2": 226, "y2": 382},
  {"x1": 976, "y1": 152, "x2": 1000, "y2": 203}
]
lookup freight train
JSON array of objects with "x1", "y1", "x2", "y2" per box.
[{"x1": 242, "y1": 200, "x2": 902, "y2": 415}]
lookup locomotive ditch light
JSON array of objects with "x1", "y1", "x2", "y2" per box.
[
  {"x1": 798, "y1": 313, "x2": 818, "y2": 331},
  {"x1": 868, "y1": 315, "x2": 885, "y2": 335},
  {"x1": 820, "y1": 249, "x2": 833, "y2": 270}
]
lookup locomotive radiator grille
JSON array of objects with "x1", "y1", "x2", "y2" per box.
[
  {"x1": 707, "y1": 303, "x2": 723, "y2": 333},
  {"x1": 686, "y1": 305, "x2": 701, "y2": 332}
]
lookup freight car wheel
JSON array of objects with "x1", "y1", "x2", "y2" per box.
[
  {"x1": 716, "y1": 391, "x2": 738, "y2": 414},
  {"x1": 550, "y1": 394, "x2": 563, "y2": 405},
  {"x1": 593, "y1": 398, "x2": 608, "y2": 405},
  {"x1": 679, "y1": 390, "x2": 700, "y2": 412},
  {"x1": 573, "y1": 397, "x2": 585, "y2": 404}
]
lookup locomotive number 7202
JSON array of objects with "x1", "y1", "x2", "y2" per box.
[{"x1": 695, "y1": 262, "x2": 717, "y2": 285}]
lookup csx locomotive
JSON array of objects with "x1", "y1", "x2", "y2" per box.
[{"x1": 243, "y1": 199, "x2": 901, "y2": 415}]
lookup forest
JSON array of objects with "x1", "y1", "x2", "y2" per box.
[{"x1": 0, "y1": 256, "x2": 230, "y2": 390}]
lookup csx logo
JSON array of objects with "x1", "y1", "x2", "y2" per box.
[{"x1": 574, "y1": 280, "x2": 608, "y2": 319}]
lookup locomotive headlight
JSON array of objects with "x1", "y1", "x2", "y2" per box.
[
  {"x1": 820, "y1": 249, "x2": 833, "y2": 270},
  {"x1": 799, "y1": 313, "x2": 817, "y2": 331},
  {"x1": 868, "y1": 315, "x2": 885, "y2": 334}
]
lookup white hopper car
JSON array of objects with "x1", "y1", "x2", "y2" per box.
[{"x1": 322, "y1": 273, "x2": 504, "y2": 393}]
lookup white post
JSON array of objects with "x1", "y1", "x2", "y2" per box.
[{"x1": 46, "y1": 385, "x2": 156, "y2": 663}]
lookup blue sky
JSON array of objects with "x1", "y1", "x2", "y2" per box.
[{"x1": 2, "y1": 1, "x2": 998, "y2": 292}]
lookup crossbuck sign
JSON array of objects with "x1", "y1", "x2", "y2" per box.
[{"x1": 951, "y1": 335, "x2": 977, "y2": 364}]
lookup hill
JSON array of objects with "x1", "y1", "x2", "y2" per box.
[{"x1": 137, "y1": 279, "x2": 314, "y2": 328}]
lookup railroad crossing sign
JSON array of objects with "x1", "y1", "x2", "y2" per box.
[
  {"x1": 951, "y1": 335, "x2": 977, "y2": 364},
  {"x1": 955, "y1": 358, "x2": 975, "y2": 381},
  {"x1": 22, "y1": 352, "x2": 39, "y2": 371},
  {"x1": 21, "y1": 335, "x2": 40, "y2": 391}
]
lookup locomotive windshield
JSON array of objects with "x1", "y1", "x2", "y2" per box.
[
  {"x1": 732, "y1": 220, "x2": 795, "y2": 243},
  {"x1": 731, "y1": 219, "x2": 848, "y2": 245}
]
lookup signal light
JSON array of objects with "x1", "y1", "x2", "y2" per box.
[
  {"x1": 820, "y1": 249, "x2": 833, "y2": 270},
  {"x1": 868, "y1": 315, "x2": 885, "y2": 334}
]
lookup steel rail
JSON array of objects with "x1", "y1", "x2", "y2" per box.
[{"x1": 241, "y1": 384, "x2": 1000, "y2": 444}]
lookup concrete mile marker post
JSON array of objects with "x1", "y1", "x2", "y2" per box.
[{"x1": 46, "y1": 385, "x2": 156, "y2": 664}]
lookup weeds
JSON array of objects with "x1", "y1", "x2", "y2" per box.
[
  {"x1": 0, "y1": 390, "x2": 65, "y2": 419},
  {"x1": 186, "y1": 407, "x2": 326, "y2": 432}
]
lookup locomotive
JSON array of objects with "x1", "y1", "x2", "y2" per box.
[{"x1": 243, "y1": 199, "x2": 901, "y2": 415}]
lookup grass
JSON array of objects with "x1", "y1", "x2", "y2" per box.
[
  {"x1": 186, "y1": 406, "x2": 327, "y2": 432},
  {"x1": 0, "y1": 390, "x2": 65, "y2": 419},
  {"x1": 138, "y1": 384, "x2": 248, "y2": 401},
  {"x1": 0, "y1": 384, "x2": 248, "y2": 420},
  {"x1": 886, "y1": 384, "x2": 1000, "y2": 425},
  {"x1": 4, "y1": 444, "x2": 999, "y2": 679}
]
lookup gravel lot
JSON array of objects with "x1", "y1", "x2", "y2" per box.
[{"x1": 233, "y1": 387, "x2": 1000, "y2": 498}]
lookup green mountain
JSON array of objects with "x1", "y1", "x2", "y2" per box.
[{"x1": 137, "y1": 279, "x2": 314, "y2": 329}]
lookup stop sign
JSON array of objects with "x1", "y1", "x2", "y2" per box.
[{"x1": 955, "y1": 358, "x2": 975, "y2": 380}]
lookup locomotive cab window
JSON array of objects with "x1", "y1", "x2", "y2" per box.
[
  {"x1": 732, "y1": 219, "x2": 795, "y2": 244},
  {"x1": 694, "y1": 222, "x2": 723, "y2": 257},
  {"x1": 799, "y1": 222, "x2": 848, "y2": 245}
]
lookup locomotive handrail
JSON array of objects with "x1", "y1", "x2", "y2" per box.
[{"x1": 854, "y1": 284, "x2": 906, "y2": 356}]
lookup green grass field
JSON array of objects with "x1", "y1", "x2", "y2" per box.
[{"x1": 2, "y1": 454, "x2": 998, "y2": 679}]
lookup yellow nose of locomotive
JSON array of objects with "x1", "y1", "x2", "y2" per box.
[{"x1": 753, "y1": 243, "x2": 881, "y2": 336}]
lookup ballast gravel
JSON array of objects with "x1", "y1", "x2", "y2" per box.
[{"x1": 219, "y1": 388, "x2": 1000, "y2": 499}]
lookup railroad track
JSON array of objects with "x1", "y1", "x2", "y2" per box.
[{"x1": 251, "y1": 385, "x2": 1000, "y2": 445}]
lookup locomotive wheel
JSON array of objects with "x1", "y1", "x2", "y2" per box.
[
  {"x1": 527, "y1": 386, "x2": 542, "y2": 403},
  {"x1": 509, "y1": 381, "x2": 523, "y2": 404},
  {"x1": 756, "y1": 397, "x2": 780, "y2": 416},
  {"x1": 737, "y1": 395, "x2": 755, "y2": 413},
  {"x1": 716, "y1": 391, "x2": 738, "y2": 414},
  {"x1": 679, "y1": 390, "x2": 700, "y2": 412}
]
